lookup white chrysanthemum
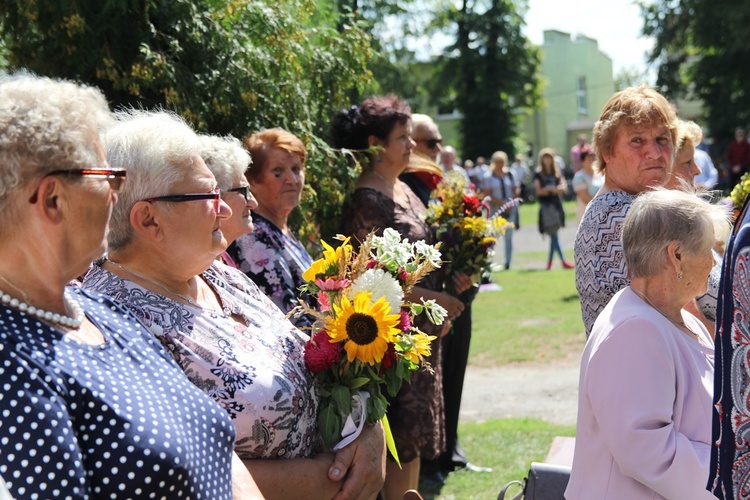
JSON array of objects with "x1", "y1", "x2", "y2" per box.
[
  {"x1": 348, "y1": 268, "x2": 404, "y2": 315},
  {"x1": 413, "y1": 240, "x2": 442, "y2": 266}
]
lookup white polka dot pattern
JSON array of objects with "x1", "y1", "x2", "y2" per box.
[{"x1": 0, "y1": 287, "x2": 235, "y2": 499}]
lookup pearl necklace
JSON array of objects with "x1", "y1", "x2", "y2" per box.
[
  {"x1": 0, "y1": 279, "x2": 84, "y2": 329},
  {"x1": 631, "y1": 288, "x2": 705, "y2": 345},
  {"x1": 106, "y1": 259, "x2": 225, "y2": 315}
]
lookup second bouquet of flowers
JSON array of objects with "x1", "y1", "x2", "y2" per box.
[
  {"x1": 426, "y1": 170, "x2": 515, "y2": 294},
  {"x1": 299, "y1": 228, "x2": 447, "y2": 462}
]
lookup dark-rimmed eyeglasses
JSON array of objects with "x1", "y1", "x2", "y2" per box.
[
  {"x1": 143, "y1": 187, "x2": 221, "y2": 213},
  {"x1": 224, "y1": 185, "x2": 251, "y2": 201},
  {"x1": 47, "y1": 168, "x2": 127, "y2": 192},
  {"x1": 416, "y1": 138, "x2": 443, "y2": 149}
]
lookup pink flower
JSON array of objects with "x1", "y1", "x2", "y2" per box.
[
  {"x1": 366, "y1": 259, "x2": 378, "y2": 269},
  {"x1": 315, "y1": 277, "x2": 349, "y2": 291},
  {"x1": 397, "y1": 267, "x2": 408, "y2": 283},
  {"x1": 304, "y1": 330, "x2": 343, "y2": 373},
  {"x1": 398, "y1": 309, "x2": 411, "y2": 332},
  {"x1": 318, "y1": 292, "x2": 331, "y2": 312}
]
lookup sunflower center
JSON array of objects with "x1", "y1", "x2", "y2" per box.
[{"x1": 346, "y1": 313, "x2": 379, "y2": 345}]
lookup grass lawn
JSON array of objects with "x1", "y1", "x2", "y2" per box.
[
  {"x1": 423, "y1": 234, "x2": 583, "y2": 498},
  {"x1": 423, "y1": 418, "x2": 576, "y2": 499},
  {"x1": 469, "y1": 268, "x2": 585, "y2": 366}
]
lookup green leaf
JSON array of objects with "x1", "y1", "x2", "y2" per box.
[
  {"x1": 332, "y1": 385, "x2": 351, "y2": 415},
  {"x1": 318, "y1": 402, "x2": 342, "y2": 450},
  {"x1": 382, "y1": 414, "x2": 401, "y2": 468},
  {"x1": 348, "y1": 377, "x2": 370, "y2": 390}
]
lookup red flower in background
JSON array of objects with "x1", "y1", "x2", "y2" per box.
[
  {"x1": 379, "y1": 344, "x2": 397, "y2": 374},
  {"x1": 462, "y1": 195, "x2": 482, "y2": 216},
  {"x1": 304, "y1": 330, "x2": 343, "y2": 373}
]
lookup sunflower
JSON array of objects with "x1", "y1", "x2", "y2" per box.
[{"x1": 326, "y1": 292, "x2": 401, "y2": 365}]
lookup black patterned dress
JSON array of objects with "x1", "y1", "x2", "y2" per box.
[{"x1": 341, "y1": 185, "x2": 445, "y2": 463}]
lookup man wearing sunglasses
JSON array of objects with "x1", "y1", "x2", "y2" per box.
[{"x1": 411, "y1": 113, "x2": 444, "y2": 162}]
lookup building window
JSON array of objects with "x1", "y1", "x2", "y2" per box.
[{"x1": 576, "y1": 77, "x2": 588, "y2": 114}]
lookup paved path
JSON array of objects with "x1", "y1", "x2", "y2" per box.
[{"x1": 458, "y1": 213, "x2": 581, "y2": 426}]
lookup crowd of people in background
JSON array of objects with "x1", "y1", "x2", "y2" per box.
[{"x1": 6, "y1": 68, "x2": 750, "y2": 500}]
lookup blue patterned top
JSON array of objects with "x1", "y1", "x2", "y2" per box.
[
  {"x1": 0, "y1": 287, "x2": 235, "y2": 499},
  {"x1": 82, "y1": 261, "x2": 319, "y2": 460},
  {"x1": 227, "y1": 213, "x2": 315, "y2": 329}
]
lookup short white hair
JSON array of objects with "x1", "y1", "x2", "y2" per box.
[
  {"x1": 0, "y1": 73, "x2": 112, "y2": 224},
  {"x1": 622, "y1": 188, "x2": 730, "y2": 277},
  {"x1": 104, "y1": 109, "x2": 201, "y2": 251},
  {"x1": 199, "y1": 135, "x2": 251, "y2": 191}
]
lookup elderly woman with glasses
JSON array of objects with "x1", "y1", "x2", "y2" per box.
[
  {"x1": 225, "y1": 128, "x2": 319, "y2": 329},
  {"x1": 567, "y1": 189, "x2": 728, "y2": 499},
  {"x1": 82, "y1": 110, "x2": 385, "y2": 499},
  {"x1": 199, "y1": 134, "x2": 258, "y2": 267},
  {"x1": 0, "y1": 75, "x2": 261, "y2": 498}
]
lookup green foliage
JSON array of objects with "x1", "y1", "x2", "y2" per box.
[
  {"x1": 434, "y1": 0, "x2": 541, "y2": 159},
  {"x1": 0, "y1": 0, "x2": 373, "y2": 245},
  {"x1": 641, "y1": 0, "x2": 750, "y2": 135}
]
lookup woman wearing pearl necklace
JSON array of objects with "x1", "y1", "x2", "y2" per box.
[
  {"x1": 567, "y1": 189, "x2": 730, "y2": 499},
  {"x1": 0, "y1": 74, "x2": 259, "y2": 498}
]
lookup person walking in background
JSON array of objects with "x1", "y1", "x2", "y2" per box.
[
  {"x1": 510, "y1": 153, "x2": 530, "y2": 202},
  {"x1": 534, "y1": 147, "x2": 574, "y2": 270},
  {"x1": 440, "y1": 145, "x2": 470, "y2": 183},
  {"x1": 572, "y1": 148, "x2": 603, "y2": 223},
  {"x1": 469, "y1": 155, "x2": 488, "y2": 186},
  {"x1": 482, "y1": 151, "x2": 519, "y2": 270},
  {"x1": 569, "y1": 133, "x2": 590, "y2": 172},
  {"x1": 727, "y1": 126, "x2": 750, "y2": 189}
]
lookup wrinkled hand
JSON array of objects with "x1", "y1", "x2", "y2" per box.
[
  {"x1": 440, "y1": 292, "x2": 465, "y2": 322},
  {"x1": 328, "y1": 422, "x2": 386, "y2": 500},
  {"x1": 451, "y1": 272, "x2": 474, "y2": 296}
]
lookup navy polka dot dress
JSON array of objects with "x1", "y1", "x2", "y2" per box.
[{"x1": 0, "y1": 287, "x2": 236, "y2": 499}]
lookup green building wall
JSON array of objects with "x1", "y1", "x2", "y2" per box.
[{"x1": 520, "y1": 30, "x2": 615, "y2": 167}]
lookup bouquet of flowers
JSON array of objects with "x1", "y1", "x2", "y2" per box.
[
  {"x1": 426, "y1": 170, "x2": 515, "y2": 294},
  {"x1": 299, "y1": 228, "x2": 447, "y2": 462},
  {"x1": 728, "y1": 171, "x2": 750, "y2": 221}
]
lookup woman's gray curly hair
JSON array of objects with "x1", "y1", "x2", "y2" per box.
[{"x1": 0, "y1": 73, "x2": 112, "y2": 225}]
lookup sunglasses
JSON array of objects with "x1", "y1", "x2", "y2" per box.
[
  {"x1": 417, "y1": 137, "x2": 443, "y2": 149},
  {"x1": 144, "y1": 187, "x2": 221, "y2": 213},
  {"x1": 224, "y1": 185, "x2": 251, "y2": 201},
  {"x1": 47, "y1": 168, "x2": 127, "y2": 192}
]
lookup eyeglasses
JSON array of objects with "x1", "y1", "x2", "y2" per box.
[
  {"x1": 224, "y1": 185, "x2": 251, "y2": 201},
  {"x1": 417, "y1": 137, "x2": 443, "y2": 149},
  {"x1": 47, "y1": 168, "x2": 127, "y2": 192},
  {"x1": 143, "y1": 187, "x2": 221, "y2": 213}
]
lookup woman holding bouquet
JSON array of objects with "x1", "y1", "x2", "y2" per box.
[
  {"x1": 332, "y1": 95, "x2": 469, "y2": 498},
  {"x1": 82, "y1": 110, "x2": 386, "y2": 499}
]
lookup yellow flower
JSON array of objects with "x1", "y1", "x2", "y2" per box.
[
  {"x1": 403, "y1": 332, "x2": 436, "y2": 364},
  {"x1": 326, "y1": 292, "x2": 400, "y2": 365},
  {"x1": 302, "y1": 237, "x2": 352, "y2": 282}
]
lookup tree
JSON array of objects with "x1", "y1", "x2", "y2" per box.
[
  {"x1": 432, "y1": 0, "x2": 540, "y2": 160},
  {"x1": 641, "y1": 0, "x2": 750, "y2": 136},
  {"x1": 0, "y1": 0, "x2": 373, "y2": 242}
]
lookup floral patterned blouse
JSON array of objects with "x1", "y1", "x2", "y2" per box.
[
  {"x1": 82, "y1": 260, "x2": 319, "y2": 460},
  {"x1": 227, "y1": 213, "x2": 316, "y2": 329}
]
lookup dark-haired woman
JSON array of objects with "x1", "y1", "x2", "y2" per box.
[{"x1": 332, "y1": 95, "x2": 470, "y2": 499}]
